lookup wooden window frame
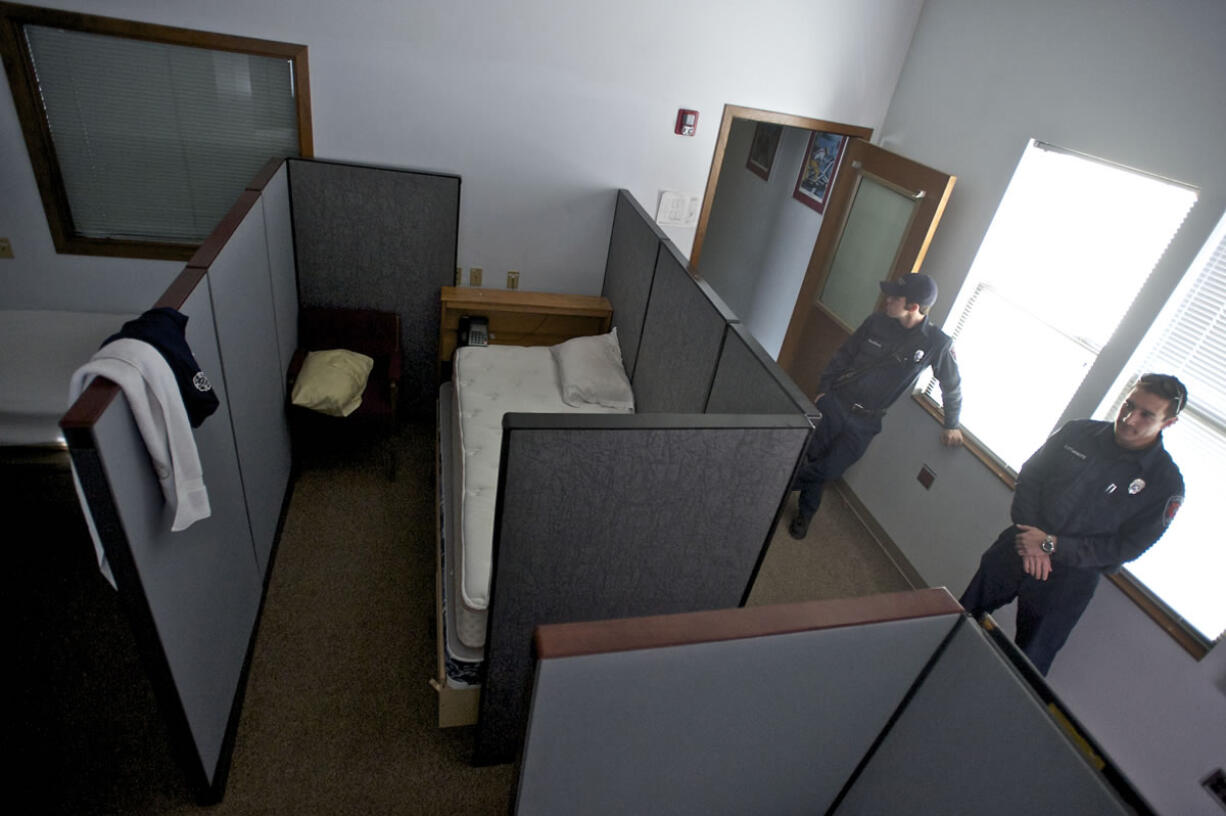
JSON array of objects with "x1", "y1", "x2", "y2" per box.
[
  {"x1": 0, "y1": 1, "x2": 313, "y2": 261},
  {"x1": 913, "y1": 391, "x2": 1213, "y2": 659}
]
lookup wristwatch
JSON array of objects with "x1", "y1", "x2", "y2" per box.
[{"x1": 1041, "y1": 534, "x2": 1057, "y2": 555}]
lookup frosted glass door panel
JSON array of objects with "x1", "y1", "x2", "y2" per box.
[{"x1": 818, "y1": 177, "x2": 916, "y2": 328}]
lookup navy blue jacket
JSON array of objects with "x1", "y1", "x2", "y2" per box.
[
  {"x1": 818, "y1": 312, "x2": 962, "y2": 428},
  {"x1": 1011, "y1": 419, "x2": 1184, "y2": 572}
]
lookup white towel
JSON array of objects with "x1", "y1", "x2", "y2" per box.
[{"x1": 68, "y1": 338, "x2": 211, "y2": 585}]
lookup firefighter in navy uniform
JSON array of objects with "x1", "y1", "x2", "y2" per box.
[
  {"x1": 789, "y1": 273, "x2": 964, "y2": 539},
  {"x1": 960, "y1": 373, "x2": 1187, "y2": 676}
]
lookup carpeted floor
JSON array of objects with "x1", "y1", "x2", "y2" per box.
[{"x1": 12, "y1": 420, "x2": 912, "y2": 815}]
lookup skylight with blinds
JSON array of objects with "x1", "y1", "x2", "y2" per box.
[{"x1": 24, "y1": 24, "x2": 300, "y2": 244}]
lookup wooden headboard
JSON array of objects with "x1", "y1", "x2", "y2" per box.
[{"x1": 438, "y1": 286, "x2": 612, "y2": 363}]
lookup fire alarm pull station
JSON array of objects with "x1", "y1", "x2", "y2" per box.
[{"x1": 675, "y1": 109, "x2": 698, "y2": 137}]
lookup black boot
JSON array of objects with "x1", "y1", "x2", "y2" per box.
[{"x1": 788, "y1": 512, "x2": 812, "y2": 539}]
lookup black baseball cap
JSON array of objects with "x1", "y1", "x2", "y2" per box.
[
  {"x1": 104, "y1": 307, "x2": 220, "y2": 428},
  {"x1": 880, "y1": 274, "x2": 938, "y2": 308}
]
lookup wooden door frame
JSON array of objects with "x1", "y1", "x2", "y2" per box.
[
  {"x1": 776, "y1": 140, "x2": 956, "y2": 375},
  {"x1": 688, "y1": 104, "x2": 873, "y2": 271}
]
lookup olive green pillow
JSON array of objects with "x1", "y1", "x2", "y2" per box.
[{"x1": 291, "y1": 349, "x2": 374, "y2": 417}]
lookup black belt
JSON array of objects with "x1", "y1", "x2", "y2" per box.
[{"x1": 847, "y1": 402, "x2": 887, "y2": 419}]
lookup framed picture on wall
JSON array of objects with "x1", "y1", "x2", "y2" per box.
[
  {"x1": 746, "y1": 122, "x2": 783, "y2": 180},
  {"x1": 793, "y1": 131, "x2": 848, "y2": 213}
]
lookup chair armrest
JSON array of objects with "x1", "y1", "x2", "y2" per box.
[{"x1": 387, "y1": 346, "x2": 403, "y2": 382}]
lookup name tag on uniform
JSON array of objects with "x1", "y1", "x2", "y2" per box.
[
  {"x1": 867, "y1": 338, "x2": 883, "y2": 349},
  {"x1": 1063, "y1": 444, "x2": 1087, "y2": 460}
]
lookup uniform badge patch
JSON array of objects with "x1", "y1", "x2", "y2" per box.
[
  {"x1": 1128, "y1": 478, "x2": 1146, "y2": 494},
  {"x1": 1163, "y1": 495, "x2": 1183, "y2": 527},
  {"x1": 913, "y1": 349, "x2": 925, "y2": 362},
  {"x1": 193, "y1": 371, "x2": 213, "y2": 392}
]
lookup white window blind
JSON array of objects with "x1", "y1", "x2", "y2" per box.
[
  {"x1": 1096, "y1": 217, "x2": 1226, "y2": 642},
  {"x1": 24, "y1": 24, "x2": 300, "y2": 243},
  {"x1": 922, "y1": 140, "x2": 1197, "y2": 471}
]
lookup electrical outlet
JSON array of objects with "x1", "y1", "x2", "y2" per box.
[
  {"x1": 0, "y1": 237, "x2": 13, "y2": 259},
  {"x1": 507, "y1": 270, "x2": 519, "y2": 290},
  {"x1": 469, "y1": 267, "x2": 483, "y2": 287}
]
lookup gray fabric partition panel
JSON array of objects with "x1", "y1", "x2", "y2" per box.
[
  {"x1": 834, "y1": 621, "x2": 1134, "y2": 815},
  {"x1": 601, "y1": 190, "x2": 662, "y2": 379},
  {"x1": 707, "y1": 322, "x2": 819, "y2": 417},
  {"x1": 287, "y1": 159, "x2": 459, "y2": 415},
  {"x1": 256, "y1": 164, "x2": 299, "y2": 393},
  {"x1": 631, "y1": 246, "x2": 734, "y2": 413},
  {"x1": 514, "y1": 614, "x2": 960, "y2": 815},
  {"x1": 473, "y1": 414, "x2": 812, "y2": 765},
  {"x1": 200, "y1": 197, "x2": 293, "y2": 579},
  {"x1": 68, "y1": 283, "x2": 263, "y2": 789}
]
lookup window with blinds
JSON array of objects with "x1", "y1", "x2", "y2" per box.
[
  {"x1": 1094, "y1": 216, "x2": 1226, "y2": 643},
  {"x1": 0, "y1": 5, "x2": 311, "y2": 260},
  {"x1": 920, "y1": 139, "x2": 1197, "y2": 471}
]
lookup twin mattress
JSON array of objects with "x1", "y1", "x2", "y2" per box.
[{"x1": 449, "y1": 344, "x2": 630, "y2": 656}]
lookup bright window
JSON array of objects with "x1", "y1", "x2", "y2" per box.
[
  {"x1": 922, "y1": 140, "x2": 1197, "y2": 471},
  {"x1": 1095, "y1": 214, "x2": 1226, "y2": 643}
]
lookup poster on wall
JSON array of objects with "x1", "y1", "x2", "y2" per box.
[
  {"x1": 746, "y1": 122, "x2": 783, "y2": 180},
  {"x1": 793, "y1": 132, "x2": 848, "y2": 213}
]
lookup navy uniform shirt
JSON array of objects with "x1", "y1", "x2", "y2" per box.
[
  {"x1": 1011, "y1": 419, "x2": 1184, "y2": 572},
  {"x1": 818, "y1": 312, "x2": 962, "y2": 427}
]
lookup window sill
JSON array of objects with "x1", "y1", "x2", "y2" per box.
[{"x1": 910, "y1": 391, "x2": 1215, "y2": 660}]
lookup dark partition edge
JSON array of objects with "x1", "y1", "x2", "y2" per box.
[
  {"x1": 824, "y1": 614, "x2": 968, "y2": 816},
  {"x1": 740, "y1": 420, "x2": 813, "y2": 606},
  {"x1": 975, "y1": 615, "x2": 1159, "y2": 815},
  {"x1": 471, "y1": 416, "x2": 523, "y2": 766},
  {"x1": 62, "y1": 427, "x2": 213, "y2": 800}
]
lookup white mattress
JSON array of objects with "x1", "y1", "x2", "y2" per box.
[
  {"x1": 0, "y1": 310, "x2": 136, "y2": 446},
  {"x1": 452, "y1": 344, "x2": 629, "y2": 648}
]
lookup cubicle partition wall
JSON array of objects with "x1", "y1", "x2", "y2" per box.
[
  {"x1": 475, "y1": 414, "x2": 813, "y2": 764},
  {"x1": 472, "y1": 189, "x2": 820, "y2": 765},
  {"x1": 287, "y1": 158, "x2": 460, "y2": 416},
  {"x1": 60, "y1": 161, "x2": 298, "y2": 801},
  {"x1": 514, "y1": 591, "x2": 1150, "y2": 816}
]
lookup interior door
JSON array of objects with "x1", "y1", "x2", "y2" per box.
[{"x1": 776, "y1": 140, "x2": 955, "y2": 397}]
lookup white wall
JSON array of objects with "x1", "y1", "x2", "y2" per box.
[
  {"x1": 845, "y1": 0, "x2": 1226, "y2": 813},
  {"x1": 0, "y1": 0, "x2": 924, "y2": 311}
]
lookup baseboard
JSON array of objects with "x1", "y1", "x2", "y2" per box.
[{"x1": 831, "y1": 480, "x2": 928, "y2": 590}]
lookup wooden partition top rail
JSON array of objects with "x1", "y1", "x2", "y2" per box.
[{"x1": 534, "y1": 588, "x2": 962, "y2": 660}]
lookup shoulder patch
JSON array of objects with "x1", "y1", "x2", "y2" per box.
[{"x1": 1163, "y1": 495, "x2": 1183, "y2": 527}]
